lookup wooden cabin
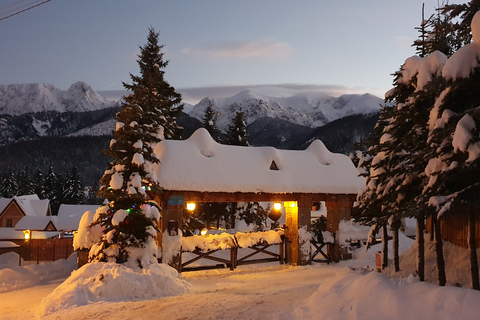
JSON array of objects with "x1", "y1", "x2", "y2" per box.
[
  {"x1": 152, "y1": 128, "x2": 364, "y2": 266},
  {"x1": 0, "y1": 195, "x2": 51, "y2": 230}
]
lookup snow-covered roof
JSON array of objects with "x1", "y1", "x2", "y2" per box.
[
  {"x1": 0, "y1": 198, "x2": 11, "y2": 214},
  {"x1": 57, "y1": 204, "x2": 100, "y2": 231},
  {"x1": 15, "y1": 216, "x2": 56, "y2": 231},
  {"x1": 13, "y1": 195, "x2": 50, "y2": 217},
  {"x1": 13, "y1": 204, "x2": 99, "y2": 232},
  {"x1": 154, "y1": 128, "x2": 364, "y2": 194}
]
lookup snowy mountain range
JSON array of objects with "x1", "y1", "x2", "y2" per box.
[
  {"x1": 0, "y1": 82, "x2": 118, "y2": 116},
  {"x1": 189, "y1": 90, "x2": 382, "y2": 131},
  {"x1": 0, "y1": 81, "x2": 381, "y2": 184}
]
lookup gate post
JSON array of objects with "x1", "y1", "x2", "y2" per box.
[
  {"x1": 284, "y1": 201, "x2": 299, "y2": 266},
  {"x1": 298, "y1": 195, "x2": 312, "y2": 265},
  {"x1": 160, "y1": 194, "x2": 184, "y2": 271},
  {"x1": 325, "y1": 199, "x2": 340, "y2": 262}
]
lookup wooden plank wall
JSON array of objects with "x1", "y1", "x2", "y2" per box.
[{"x1": 426, "y1": 212, "x2": 480, "y2": 248}]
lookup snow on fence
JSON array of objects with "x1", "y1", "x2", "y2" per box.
[{"x1": 180, "y1": 230, "x2": 285, "y2": 271}]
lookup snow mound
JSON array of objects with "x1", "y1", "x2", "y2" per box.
[
  {"x1": 189, "y1": 127, "x2": 219, "y2": 157},
  {"x1": 37, "y1": 262, "x2": 191, "y2": 317},
  {"x1": 384, "y1": 237, "x2": 480, "y2": 288},
  {"x1": 472, "y1": 11, "x2": 480, "y2": 44},
  {"x1": 0, "y1": 255, "x2": 77, "y2": 293},
  {"x1": 295, "y1": 268, "x2": 480, "y2": 320}
]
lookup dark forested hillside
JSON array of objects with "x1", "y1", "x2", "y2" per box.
[
  {"x1": 0, "y1": 135, "x2": 111, "y2": 186},
  {"x1": 0, "y1": 107, "x2": 119, "y2": 145},
  {"x1": 296, "y1": 113, "x2": 379, "y2": 154}
]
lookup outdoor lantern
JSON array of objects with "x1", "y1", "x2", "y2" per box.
[
  {"x1": 23, "y1": 230, "x2": 31, "y2": 240},
  {"x1": 273, "y1": 202, "x2": 282, "y2": 211},
  {"x1": 284, "y1": 201, "x2": 297, "y2": 208},
  {"x1": 200, "y1": 228, "x2": 208, "y2": 236},
  {"x1": 186, "y1": 202, "x2": 196, "y2": 211}
]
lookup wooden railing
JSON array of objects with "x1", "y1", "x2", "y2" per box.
[{"x1": 181, "y1": 234, "x2": 285, "y2": 272}]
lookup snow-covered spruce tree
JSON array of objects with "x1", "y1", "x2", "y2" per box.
[
  {"x1": 423, "y1": 11, "x2": 480, "y2": 289},
  {"x1": 202, "y1": 101, "x2": 220, "y2": 141},
  {"x1": 92, "y1": 28, "x2": 181, "y2": 269},
  {"x1": 62, "y1": 167, "x2": 84, "y2": 204},
  {"x1": 17, "y1": 168, "x2": 35, "y2": 196},
  {"x1": 225, "y1": 109, "x2": 249, "y2": 146},
  {"x1": 354, "y1": 49, "x2": 447, "y2": 274},
  {"x1": 0, "y1": 169, "x2": 18, "y2": 197},
  {"x1": 34, "y1": 169, "x2": 45, "y2": 199},
  {"x1": 442, "y1": 0, "x2": 480, "y2": 49},
  {"x1": 123, "y1": 28, "x2": 184, "y2": 140},
  {"x1": 413, "y1": 2, "x2": 457, "y2": 58}
]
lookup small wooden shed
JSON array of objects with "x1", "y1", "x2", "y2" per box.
[{"x1": 152, "y1": 128, "x2": 364, "y2": 265}]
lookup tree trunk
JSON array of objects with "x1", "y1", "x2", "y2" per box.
[
  {"x1": 382, "y1": 221, "x2": 388, "y2": 269},
  {"x1": 392, "y1": 219, "x2": 400, "y2": 272},
  {"x1": 430, "y1": 215, "x2": 435, "y2": 242},
  {"x1": 417, "y1": 212, "x2": 425, "y2": 282},
  {"x1": 468, "y1": 207, "x2": 479, "y2": 290},
  {"x1": 433, "y1": 213, "x2": 446, "y2": 286}
]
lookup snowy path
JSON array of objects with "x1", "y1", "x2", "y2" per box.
[
  {"x1": 40, "y1": 264, "x2": 337, "y2": 320},
  {"x1": 0, "y1": 280, "x2": 62, "y2": 320}
]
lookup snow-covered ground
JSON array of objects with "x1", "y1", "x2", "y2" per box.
[{"x1": 1, "y1": 234, "x2": 479, "y2": 320}]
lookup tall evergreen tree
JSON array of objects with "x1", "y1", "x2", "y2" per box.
[
  {"x1": 202, "y1": 101, "x2": 220, "y2": 140},
  {"x1": 225, "y1": 109, "x2": 249, "y2": 146},
  {"x1": 17, "y1": 168, "x2": 35, "y2": 196},
  {"x1": 354, "y1": 47, "x2": 448, "y2": 275},
  {"x1": 63, "y1": 167, "x2": 84, "y2": 204},
  {"x1": 413, "y1": 2, "x2": 456, "y2": 58},
  {"x1": 122, "y1": 28, "x2": 184, "y2": 140},
  {"x1": 423, "y1": 12, "x2": 480, "y2": 288},
  {"x1": 44, "y1": 167, "x2": 57, "y2": 201},
  {"x1": 442, "y1": 0, "x2": 480, "y2": 48},
  {"x1": 91, "y1": 28, "x2": 179, "y2": 268},
  {"x1": 0, "y1": 169, "x2": 18, "y2": 198},
  {"x1": 34, "y1": 168, "x2": 46, "y2": 199}
]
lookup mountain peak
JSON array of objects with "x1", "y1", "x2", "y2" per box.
[
  {"x1": 0, "y1": 82, "x2": 117, "y2": 115},
  {"x1": 190, "y1": 91, "x2": 382, "y2": 131}
]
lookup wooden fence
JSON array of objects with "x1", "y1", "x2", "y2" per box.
[
  {"x1": 181, "y1": 241, "x2": 284, "y2": 272},
  {"x1": 24, "y1": 239, "x2": 74, "y2": 263}
]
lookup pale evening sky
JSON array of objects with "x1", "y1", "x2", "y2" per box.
[{"x1": 0, "y1": 0, "x2": 468, "y2": 103}]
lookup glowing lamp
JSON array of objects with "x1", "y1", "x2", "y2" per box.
[
  {"x1": 200, "y1": 228, "x2": 208, "y2": 236},
  {"x1": 23, "y1": 230, "x2": 31, "y2": 240},
  {"x1": 284, "y1": 201, "x2": 298, "y2": 208},
  {"x1": 186, "y1": 202, "x2": 196, "y2": 211},
  {"x1": 273, "y1": 202, "x2": 282, "y2": 211}
]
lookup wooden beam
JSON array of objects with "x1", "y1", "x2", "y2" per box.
[{"x1": 159, "y1": 190, "x2": 356, "y2": 203}]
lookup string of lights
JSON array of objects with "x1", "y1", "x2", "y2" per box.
[{"x1": 0, "y1": 0, "x2": 51, "y2": 22}]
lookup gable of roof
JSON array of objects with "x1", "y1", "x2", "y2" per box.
[
  {"x1": 0, "y1": 198, "x2": 12, "y2": 216},
  {"x1": 13, "y1": 195, "x2": 50, "y2": 217},
  {"x1": 153, "y1": 128, "x2": 364, "y2": 195},
  {"x1": 0, "y1": 198, "x2": 24, "y2": 219}
]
